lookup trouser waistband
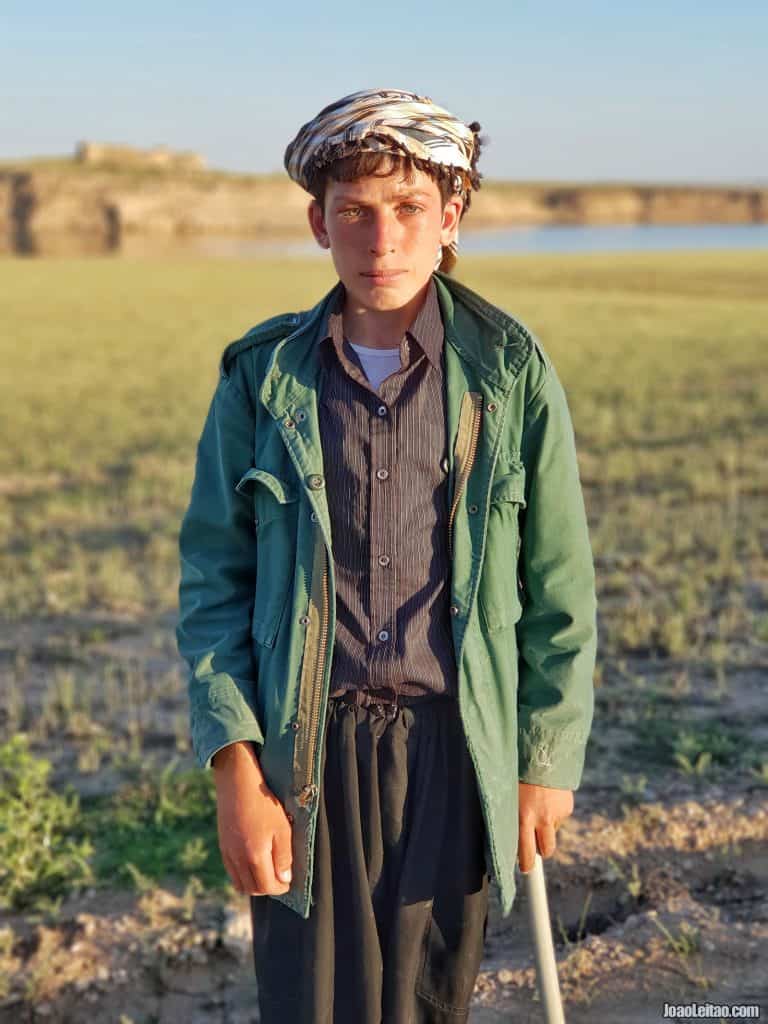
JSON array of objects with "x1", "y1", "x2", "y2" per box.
[{"x1": 329, "y1": 688, "x2": 452, "y2": 719}]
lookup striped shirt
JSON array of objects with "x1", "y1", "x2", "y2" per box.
[{"x1": 317, "y1": 276, "x2": 459, "y2": 702}]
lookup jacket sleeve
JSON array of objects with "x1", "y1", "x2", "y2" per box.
[
  {"x1": 516, "y1": 359, "x2": 597, "y2": 791},
  {"x1": 175, "y1": 361, "x2": 265, "y2": 770}
]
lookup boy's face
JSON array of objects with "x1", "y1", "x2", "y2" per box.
[{"x1": 307, "y1": 164, "x2": 463, "y2": 312}]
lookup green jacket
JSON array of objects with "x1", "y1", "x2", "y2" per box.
[{"x1": 176, "y1": 269, "x2": 597, "y2": 920}]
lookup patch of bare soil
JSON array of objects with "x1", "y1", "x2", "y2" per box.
[
  {"x1": 474, "y1": 788, "x2": 768, "y2": 1022},
  {"x1": 1, "y1": 613, "x2": 766, "y2": 1021}
]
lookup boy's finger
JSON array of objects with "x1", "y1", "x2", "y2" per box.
[
  {"x1": 223, "y1": 852, "x2": 247, "y2": 894},
  {"x1": 273, "y1": 833, "x2": 293, "y2": 884},
  {"x1": 518, "y1": 822, "x2": 537, "y2": 874},
  {"x1": 535, "y1": 823, "x2": 557, "y2": 859}
]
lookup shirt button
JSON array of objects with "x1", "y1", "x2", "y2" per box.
[
  {"x1": 307, "y1": 474, "x2": 324, "y2": 489},
  {"x1": 378, "y1": 554, "x2": 390, "y2": 566},
  {"x1": 310, "y1": 510, "x2": 319, "y2": 522},
  {"x1": 376, "y1": 468, "x2": 389, "y2": 480},
  {"x1": 377, "y1": 405, "x2": 388, "y2": 417},
  {"x1": 377, "y1": 629, "x2": 389, "y2": 642},
  {"x1": 450, "y1": 605, "x2": 460, "y2": 616}
]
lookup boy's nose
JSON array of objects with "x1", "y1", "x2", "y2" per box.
[{"x1": 368, "y1": 214, "x2": 397, "y2": 254}]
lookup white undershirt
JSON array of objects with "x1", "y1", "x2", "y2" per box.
[{"x1": 348, "y1": 341, "x2": 402, "y2": 392}]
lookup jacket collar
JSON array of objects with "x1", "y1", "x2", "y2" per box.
[{"x1": 259, "y1": 270, "x2": 533, "y2": 419}]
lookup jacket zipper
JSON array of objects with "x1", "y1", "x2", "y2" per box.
[
  {"x1": 296, "y1": 539, "x2": 330, "y2": 808},
  {"x1": 448, "y1": 392, "x2": 484, "y2": 558},
  {"x1": 302, "y1": 550, "x2": 329, "y2": 802}
]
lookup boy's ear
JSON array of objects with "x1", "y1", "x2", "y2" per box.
[
  {"x1": 307, "y1": 199, "x2": 330, "y2": 249},
  {"x1": 440, "y1": 194, "x2": 464, "y2": 246}
]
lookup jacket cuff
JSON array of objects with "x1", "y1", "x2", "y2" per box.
[
  {"x1": 518, "y1": 723, "x2": 589, "y2": 790},
  {"x1": 190, "y1": 674, "x2": 266, "y2": 770}
]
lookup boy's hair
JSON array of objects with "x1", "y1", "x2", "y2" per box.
[{"x1": 304, "y1": 123, "x2": 487, "y2": 275}]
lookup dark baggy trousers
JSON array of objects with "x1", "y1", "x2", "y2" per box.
[{"x1": 250, "y1": 691, "x2": 491, "y2": 1023}]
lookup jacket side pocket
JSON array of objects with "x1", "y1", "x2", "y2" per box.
[
  {"x1": 235, "y1": 468, "x2": 298, "y2": 649},
  {"x1": 478, "y1": 463, "x2": 527, "y2": 634}
]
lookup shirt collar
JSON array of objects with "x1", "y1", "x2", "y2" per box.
[{"x1": 318, "y1": 275, "x2": 444, "y2": 372}]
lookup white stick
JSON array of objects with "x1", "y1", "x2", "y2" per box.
[{"x1": 523, "y1": 852, "x2": 566, "y2": 1024}]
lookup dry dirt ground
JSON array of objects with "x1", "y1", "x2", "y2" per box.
[{"x1": 1, "y1": 613, "x2": 766, "y2": 1023}]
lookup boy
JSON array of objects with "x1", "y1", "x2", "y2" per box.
[{"x1": 176, "y1": 87, "x2": 597, "y2": 1023}]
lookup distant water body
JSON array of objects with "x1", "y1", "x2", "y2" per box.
[{"x1": 185, "y1": 222, "x2": 768, "y2": 259}]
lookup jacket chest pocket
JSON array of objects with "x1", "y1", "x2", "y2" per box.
[
  {"x1": 235, "y1": 468, "x2": 299, "y2": 648},
  {"x1": 477, "y1": 463, "x2": 526, "y2": 634}
]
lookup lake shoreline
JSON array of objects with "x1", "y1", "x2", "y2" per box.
[{"x1": 1, "y1": 161, "x2": 767, "y2": 257}]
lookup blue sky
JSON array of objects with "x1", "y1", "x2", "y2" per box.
[{"x1": 2, "y1": 2, "x2": 765, "y2": 184}]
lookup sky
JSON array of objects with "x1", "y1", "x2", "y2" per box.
[{"x1": 2, "y1": 1, "x2": 766, "y2": 185}]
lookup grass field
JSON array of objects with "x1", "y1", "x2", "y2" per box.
[{"x1": 1, "y1": 250, "x2": 767, "y2": 1020}]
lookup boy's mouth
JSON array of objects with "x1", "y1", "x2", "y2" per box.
[{"x1": 360, "y1": 270, "x2": 406, "y2": 280}]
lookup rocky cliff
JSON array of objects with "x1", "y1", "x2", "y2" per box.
[{"x1": 1, "y1": 158, "x2": 765, "y2": 255}]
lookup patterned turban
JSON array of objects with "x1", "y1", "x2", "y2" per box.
[{"x1": 283, "y1": 88, "x2": 478, "y2": 265}]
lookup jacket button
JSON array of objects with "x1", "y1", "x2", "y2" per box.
[
  {"x1": 310, "y1": 510, "x2": 319, "y2": 522},
  {"x1": 308, "y1": 474, "x2": 324, "y2": 489},
  {"x1": 299, "y1": 615, "x2": 310, "y2": 625},
  {"x1": 285, "y1": 418, "x2": 296, "y2": 429},
  {"x1": 296, "y1": 410, "x2": 306, "y2": 422},
  {"x1": 487, "y1": 402, "x2": 497, "y2": 412},
  {"x1": 450, "y1": 604, "x2": 460, "y2": 616},
  {"x1": 468, "y1": 504, "x2": 478, "y2": 514},
  {"x1": 290, "y1": 721, "x2": 300, "y2": 731}
]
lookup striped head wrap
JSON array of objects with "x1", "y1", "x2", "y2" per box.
[{"x1": 284, "y1": 88, "x2": 478, "y2": 265}]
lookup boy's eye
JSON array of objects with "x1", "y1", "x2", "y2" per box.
[{"x1": 339, "y1": 204, "x2": 423, "y2": 218}]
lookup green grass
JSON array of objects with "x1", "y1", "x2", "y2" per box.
[
  {"x1": 0, "y1": 736, "x2": 226, "y2": 911},
  {"x1": 0, "y1": 735, "x2": 94, "y2": 912},
  {"x1": 1, "y1": 250, "x2": 765, "y2": 629},
  {"x1": 82, "y1": 757, "x2": 227, "y2": 892}
]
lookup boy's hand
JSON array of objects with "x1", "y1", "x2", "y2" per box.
[
  {"x1": 517, "y1": 781, "x2": 573, "y2": 874},
  {"x1": 212, "y1": 742, "x2": 294, "y2": 896}
]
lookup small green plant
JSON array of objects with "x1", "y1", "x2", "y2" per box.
[
  {"x1": 124, "y1": 861, "x2": 155, "y2": 894},
  {"x1": 633, "y1": 713, "x2": 751, "y2": 777},
  {"x1": 648, "y1": 913, "x2": 710, "y2": 988},
  {"x1": 84, "y1": 755, "x2": 225, "y2": 891},
  {"x1": 0, "y1": 735, "x2": 94, "y2": 912},
  {"x1": 626, "y1": 862, "x2": 643, "y2": 900},
  {"x1": 179, "y1": 837, "x2": 208, "y2": 871},
  {"x1": 674, "y1": 750, "x2": 712, "y2": 776},
  {"x1": 181, "y1": 875, "x2": 205, "y2": 922},
  {"x1": 619, "y1": 773, "x2": 647, "y2": 803},
  {"x1": 556, "y1": 889, "x2": 592, "y2": 950}
]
